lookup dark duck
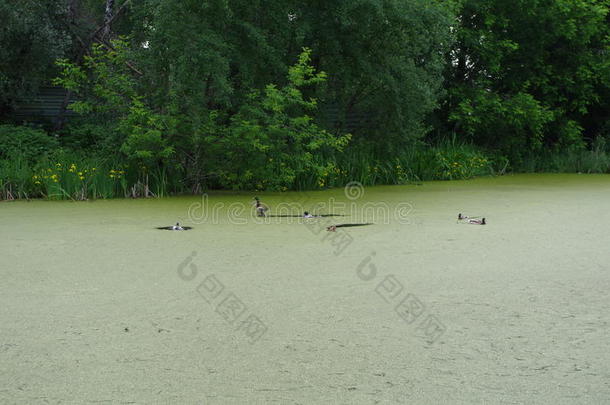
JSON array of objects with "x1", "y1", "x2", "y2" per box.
[
  {"x1": 326, "y1": 223, "x2": 373, "y2": 232},
  {"x1": 253, "y1": 197, "x2": 269, "y2": 217}
]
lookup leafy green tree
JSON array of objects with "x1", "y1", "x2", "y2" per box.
[
  {"x1": 215, "y1": 48, "x2": 351, "y2": 190},
  {"x1": 54, "y1": 39, "x2": 172, "y2": 165},
  {"x1": 128, "y1": 0, "x2": 297, "y2": 115},
  {"x1": 128, "y1": 0, "x2": 454, "y2": 152},
  {"x1": 290, "y1": 0, "x2": 455, "y2": 148},
  {"x1": 441, "y1": 0, "x2": 610, "y2": 161}
]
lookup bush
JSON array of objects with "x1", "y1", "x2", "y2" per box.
[
  {"x1": 212, "y1": 48, "x2": 350, "y2": 191},
  {"x1": 288, "y1": 139, "x2": 493, "y2": 190},
  {"x1": 0, "y1": 124, "x2": 58, "y2": 162}
]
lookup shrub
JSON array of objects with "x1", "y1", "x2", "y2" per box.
[
  {"x1": 0, "y1": 124, "x2": 58, "y2": 162},
  {"x1": 214, "y1": 48, "x2": 350, "y2": 191}
]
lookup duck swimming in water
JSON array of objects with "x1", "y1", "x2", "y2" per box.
[
  {"x1": 156, "y1": 222, "x2": 193, "y2": 231},
  {"x1": 253, "y1": 197, "x2": 269, "y2": 217},
  {"x1": 458, "y1": 213, "x2": 481, "y2": 220},
  {"x1": 458, "y1": 213, "x2": 483, "y2": 223},
  {"x1": 267, "y1": 213, "x2": 345, "y2": 218},
  {"x1": 326, "y1": 223, "x2": 373, "y2": 232},
  {"x1": 467, "y1": 218, "x2": 486, "y2": 225}
]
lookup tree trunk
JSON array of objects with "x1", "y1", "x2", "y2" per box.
[
  {"x1": 56, "y1": 0, "x2": 120, "y2": 130},
  {"x1": 68, "y1": 0, "x2": 79, "y2": 25},
  {"x1": 102, "y1": 0, "x2": 115, "y2": 40}
]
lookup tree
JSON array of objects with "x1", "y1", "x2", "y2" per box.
[
  {"x1": 291, "y1": 0, "x2": 455, "y2": 149},
  {"x1": 215, "y1": 48, "x2": 351, "y2": 190},
  {"x1": 127, "y1": 0, "x2": 454, "y2": 152},
  {"x1": 440, "y1": 0, "x2": 610, "y2": 161}
]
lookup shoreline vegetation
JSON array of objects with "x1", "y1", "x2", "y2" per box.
[
  {"x1": 2, "y1": 134, "x2": 609, "y2": 201},
  {"x1": 1, "y1": 1, "x2": 608, "y2": 201}
]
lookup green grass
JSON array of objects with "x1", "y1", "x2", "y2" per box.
[
  {"x1": 3, "y1": 138, "x2": 609, "y2": 200},
  {"x1": 0, "y1": 141, "x2": 495, "y2": 199},
  {"x1": 0, "y1": 150, "x2": 177, "y2": 201},
  {"x1": 292, "y1": 139, "x2": 493, "y2": 190},
  {"x1": 517, "y1": 144, "x2": 610, "y2": 174},
  {"x1": 0, "y1": 155, "x2": 33, "y2": 200}
]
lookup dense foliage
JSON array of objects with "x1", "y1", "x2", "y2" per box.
[
  {"x1": 440, "y1": 0, "x2": 610, "y2": 165},
  {"x1": 0, "y1": 0, "x2": 71, "y2": 114},
  {"x1": 0, "y1": 0, "x2": 608, "y2": 198}
]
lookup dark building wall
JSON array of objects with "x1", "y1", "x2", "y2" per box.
[{"x1": 13, "y1": 86, "x2": 77, "y2": 125}]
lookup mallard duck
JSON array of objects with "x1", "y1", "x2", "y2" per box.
[
  {"x1": 253, "y1": 197, "x2": 269, "y2": 217},
  {"x1": 458, "y1": 213, "x2": 480, "y2": 220},
  {"x1": 468, "y1": 218, "x2": 486, "y2": 225},
  {"x1": 156, "y1": 222, "x2": 193, "y2": 231},
  {"x1": 458, "y1": 213, "x2": 483, "y2": 222},
  {"x1": 326, "y1": 223, "x2": 373, "y2": 231},
  {"x1": 303, "y1": 211, "x2": 315, "y2": 218}
]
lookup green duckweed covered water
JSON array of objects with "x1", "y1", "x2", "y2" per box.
[{"x1": 1, "y1": 174, "x2": 609, "y2": 403}]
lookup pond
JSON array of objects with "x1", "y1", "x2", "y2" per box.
[{"x1": 1, "y1": 174, "x2": 609, "y2": 403}]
